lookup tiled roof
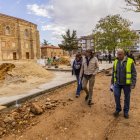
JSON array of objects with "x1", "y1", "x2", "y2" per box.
[{"x1": 41, "y1": 45, "x2": 61, "y2": 49}]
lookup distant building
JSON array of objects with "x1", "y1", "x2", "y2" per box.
[
  {"x1": 78, "y1": 35, "x2": 94, "y2": 51},
  {"x1": 134, "y1": 30, "x2": 140, "y2": 49},
  {"x1": 127, "y1": 30, "x2": 140, "y2": 56},
  {"x1": 0, "y1": 13, "x2": 40, "y2": 60},
  {"x1": 41, "y1": 45, "x2": 68, "y2": 58}
]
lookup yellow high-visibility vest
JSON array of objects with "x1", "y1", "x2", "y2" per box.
[{"x1": 114, "y1": 58, "x2": 134, "y2": 84}]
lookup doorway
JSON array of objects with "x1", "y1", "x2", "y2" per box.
[
  {"x1": 13, "y1": 52, "x2": 17, "y2": 60},
  {"x1": 26, "y1": 52, "x2": 30, "y2": 59}
]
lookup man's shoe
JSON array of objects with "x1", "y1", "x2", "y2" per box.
[
  {"x1": 124, "y1": 113, "x2": 129, "y2": 119},
  {"x1": 88, "y1": 100, "x2": 94, "y2": 105},
  {"x1": 113, "y1": 111, "x2": 120, "y2": 117}
]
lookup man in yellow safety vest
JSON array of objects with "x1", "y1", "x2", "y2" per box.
[{"x1": 111, "y1": 49, "x2": 137, "y2": 119}]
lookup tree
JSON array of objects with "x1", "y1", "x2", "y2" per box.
[
  {"x1": 125, "y1": 0, "x2": 140, "y2": 12},
  {"x1": 94, "y1": 14, "x2": 138, "y2": 56},
  {"x1": 58, "y1": 29, "x2": 78, "y2": 55},
  {"x1": 42, "y1": 39, "x2": 51, "y2": 46}
]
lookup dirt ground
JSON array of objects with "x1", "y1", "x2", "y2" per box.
[
  {"x1": 1, "y1": 65, "x2": 140, "y2": 140},
  {"x1": 0, "y1": 61, "x2": 53, "y2": 97}
]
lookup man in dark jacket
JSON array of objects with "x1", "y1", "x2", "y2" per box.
[
  {"x1": 129, "y1": 52, "x2": 136, "y2": 65},
  {"x1": 111, "y1": 49, "x2": 137, "y2": 119},
  {"x1": 108, "y1": 53, "x2": 112, "y2": 63}
]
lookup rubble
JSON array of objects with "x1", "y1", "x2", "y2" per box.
[
  {"x1": 0, "y1": 95, "x2": 68, "y2": 138},
  {"x1": 46, "y1": 98, "x2": 51, "y2": 102},
  {"x1": 0, "y1": 63, "x2": 15, "y2": 80},
  {"x1": 105, "y1": 70, "x2": 112, "y2": 76},
  {"x1": 45, "y1": 99, "x2": 59, "y2": 109},
  {"x1": 30, "y1": 103, "x2": 44, "y2": 115},
  {"x1": 0, "y1": 106, "x2": 7, "y2": 111},
  {"x1": 68, "y1": 98, "x2": 74, "y2": 101},
  {"x1": 3, "y1": 116, "x2": 15, "y2": 124},
  {"x1": 0, "y1": 127, "x2": 4, "y2": 136}
]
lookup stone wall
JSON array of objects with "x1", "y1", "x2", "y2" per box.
[{"x1": 0, "y1": 13, "x2": 40, "y2": 60}]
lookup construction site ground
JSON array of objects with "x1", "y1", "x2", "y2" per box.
[{"x1": 1, "y1": 65, "x2": 140, "y2": 140}]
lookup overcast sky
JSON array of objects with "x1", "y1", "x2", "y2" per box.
[{"x1": 0, "y1": 0, "x2": 140, "y2": 45}]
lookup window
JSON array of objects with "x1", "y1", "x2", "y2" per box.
[
  {"x1": 12, "y1": 43, "x2": 16, "y2": 47},
  {"x1": 5, "y1": 26, "x2": 10, "y2": 35},
  {"x1": 51, "y1": 52, "x2": 53, "y2": 57},
  {"x1": 2, "y1": 42, "x2": 6, "y2": 47},
  {"x1": 24, "y1": 29, "x2": 29, "y2": 37},
  {"x1": 82, "y1": 40, "x2": 86, "y2": 44},
  {"x1": 25, "y1": 43, "x2": 29, "y2": 49}
]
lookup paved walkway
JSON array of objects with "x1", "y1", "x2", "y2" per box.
[
  {"x1": 0, "y1": 63, "x2": 112, "y2": 106},
  {"x1": 46, "y1": 62, "x2": 112, "y2": 71}
]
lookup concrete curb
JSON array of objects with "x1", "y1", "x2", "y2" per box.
[
  {"x1": 2, "y1": 80, "x2": 76, "y2": 107},
  {"x1": 46, "y1": 68, "x2": 72, "y2": 72}
]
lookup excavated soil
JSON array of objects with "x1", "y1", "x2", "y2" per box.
[{"x1": 0, "y1": 61, "x2": 53, "y2": 97}]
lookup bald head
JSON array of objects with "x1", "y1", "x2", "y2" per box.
[
  {"x1": 117, "y1": 49, "x2": 124, "y2": 54},
  {"x1": 117, "y1": 49, "x2": 125, "y2": 60}
]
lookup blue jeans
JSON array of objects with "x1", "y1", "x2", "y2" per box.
[
  {"x1": 114, "y1": 84, "x2": 131, "y2": 114},
  {"x1": 76, "y1": 75, "x2": 82, "y2": 96}
]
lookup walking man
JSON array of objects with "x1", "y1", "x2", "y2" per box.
[
  {"x1": 105, "y1": 54, "x2": 108, "y2": 62},
  {"x1": 108, "y1": 53, "x2": 112, "y2": 63},
  {"x1": 80, "y1": 49, "x2": 99, "y2": 105},
  {"x1": 111, "y1": 49, "x2": 137, "y2": 119}
]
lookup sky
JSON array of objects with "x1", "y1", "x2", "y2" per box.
[{"x1": 0, "y1": 0, "x2": 140, "y2": 45}]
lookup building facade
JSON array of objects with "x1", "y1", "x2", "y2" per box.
[
  {"x1": 0, "y1": 13, "x2": 40, "y2": 60},
  {"x1": 135, "y1": 30, "x2": 140, "y2": 49},
  {"x1": 41, "y1": 45, "x2": 66, "y2": 58},
  {"x1": 126, "y1": 30, "x2": 140, "y2": 56},
  {"x1": 78, "y1": 35, "x2": 94, "y2": 51}
]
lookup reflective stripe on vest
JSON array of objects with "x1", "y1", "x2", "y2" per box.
[{"x1": 114, "y1": 58, "x2": 133, "y2": 84}]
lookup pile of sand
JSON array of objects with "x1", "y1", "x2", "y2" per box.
[
  {"x1": 7, "y1": 61, "x2": 52, "y2": 79},
  {"x1": 0, "y1": 61, "x2": 54, "y2": 97},
  {"x1": 0, "y1": 61, "x2": 52, "y2": 83}
]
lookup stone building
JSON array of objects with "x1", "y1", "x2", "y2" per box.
[
  {"x1": 0, "y1": 13, "x2": 40, "y2": 60},
  {"x1": 41, "y1": 45, "x2": 67, "y2": 58},
  {"x1": 125, "y1": 30, "x2": 140, "y2": 57},
  {"x1": 135, "y1": 30, "x2": 140, "y2": 48}
]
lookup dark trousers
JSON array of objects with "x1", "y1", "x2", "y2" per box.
[
  {"x1": 76, "y1": 75, "x2": 82, "y2": 95},
  {"x1": 109, "y1": 59, "x2": 112, "y2": 63},
  {"x1": 114, "y1": 84, "x2": 131, "y2": 114}
]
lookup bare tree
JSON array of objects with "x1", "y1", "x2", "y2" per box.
[{"x1": 125, "y1": 0, "x2": 140, "y2": 12}]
